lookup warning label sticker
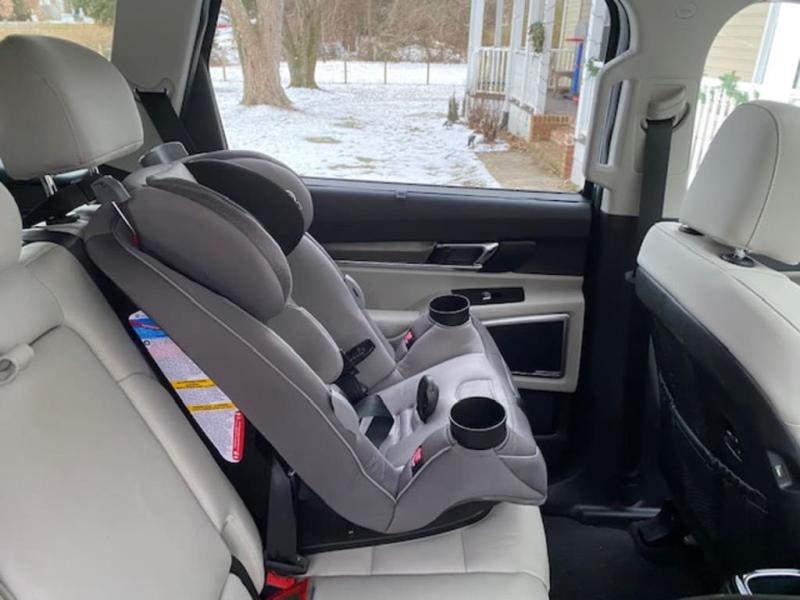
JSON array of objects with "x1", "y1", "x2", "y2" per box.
[{"x1": 129, "y1": 311, "x2": 244, "y2": 463}]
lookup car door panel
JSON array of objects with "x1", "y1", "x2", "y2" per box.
[
  {"x1": 340, "y1": 265, "x2": 584, "y2": 394},
  {"x1": 306, "y1": 179, "x2": 590, "y2": 393}
]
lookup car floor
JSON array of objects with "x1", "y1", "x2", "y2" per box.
[{"x1": 543, "y1": 516, "x2": 719, "y2": 600}]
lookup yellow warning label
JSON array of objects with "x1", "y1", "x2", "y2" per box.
[
  {"x1": 187, "y1": 402, "x2": 237, "y2": 413},
  {"x1": 171, "y1": 378, "x2": 216, "y2": 390}
]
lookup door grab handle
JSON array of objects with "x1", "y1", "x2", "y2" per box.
[{"x1": 431, "y1": 242, "x2": 499, "y2": 267}]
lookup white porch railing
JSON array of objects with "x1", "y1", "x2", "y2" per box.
[
  {"x1": 550, "y1": 47, "x2": 577, "y2": 74},
  {"x1": 469, "y1": 47, "x2": 509, "y2": 94},
  {"x1": 690, "y1": 77, "x2": 800, "y2": 178},
  {"x1": 470, "y1": 46, "x2": 548, "y2": 114}
]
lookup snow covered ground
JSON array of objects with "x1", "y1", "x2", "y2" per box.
[{"x1": 211, "y1": 63, "x2": 505, "y2": 188}]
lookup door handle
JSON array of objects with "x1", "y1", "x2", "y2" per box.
[{"x1": 429, "y1": 243, "x2": 499, "y2": 268}]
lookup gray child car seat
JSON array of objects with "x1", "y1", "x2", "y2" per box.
[{"x1": 0, "y1": 35, "x2": 548, "y2": 534}]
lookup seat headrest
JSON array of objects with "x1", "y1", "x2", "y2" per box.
[
  {"x1": 0, "y1": 35, "x2": 143, "y2": 180},
  {"x1": 681, "y1": 101, "x2": 800, "y2": 264},
  {"x1": 124, "y1": 178, "x2": 292, "y2": 323},
  {"x1": 0, "y1": 184, "x2": 21, "y2": 270}
]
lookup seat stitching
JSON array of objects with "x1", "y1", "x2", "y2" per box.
[
  {"x1": 20, "y1": 245, "x2": 66, "y2": 329},
  {"x1": 459, "y1": 527, "x2": 468, "y2": 573}
]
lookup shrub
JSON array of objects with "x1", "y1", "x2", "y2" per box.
[
  {"x1": 528, "y1": 22, "x2": 545, "y2": 54},
  {"x1": 467, "y1": 99, "x2": 502, "y2": 144},
  {"x1": 447, "y1": 93, "x2": 459, "y2": 123}
]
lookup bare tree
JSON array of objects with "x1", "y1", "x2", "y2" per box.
[
  {"x1": 226, "y1": 0, "x2": 291, "y2": 107},
  {"x1": 283, "y1": 0, "x2": 322, "y2": 88}
]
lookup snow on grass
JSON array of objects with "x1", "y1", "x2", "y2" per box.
[{"x1": 211, "y1": 63, "x2": 504, "y2": 188}]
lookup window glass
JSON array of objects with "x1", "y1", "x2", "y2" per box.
[
  {"x1": 213, "y1": 0, "x2": 609, "y2": 192},
  {"x1": 0, "y1": 1, "x2": 115, "y2": 57},
  {"x1": 690, "y1": 2, "x2": 800, "y2": 181}
]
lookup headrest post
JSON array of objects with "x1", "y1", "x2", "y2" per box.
[
  {"x1": 721, "y1": 247, "x2": 755, "y2": 268},
  {"x1": 40, "y1": 175, "x2": 57, "y2": 198}
]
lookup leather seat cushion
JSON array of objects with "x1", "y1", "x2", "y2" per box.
[{"x1": 308, "y1": 503, "x2": 549, "y2": 599}]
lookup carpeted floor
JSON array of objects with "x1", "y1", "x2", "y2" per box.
[{"x1": 544, "y1": 516, "x2": 718, "y2": 600}]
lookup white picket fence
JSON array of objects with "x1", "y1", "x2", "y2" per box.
[{"x1": 690, "y1": 77, "x2": 800, "y2": 178}]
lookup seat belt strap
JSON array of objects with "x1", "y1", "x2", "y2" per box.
[
  {"x1": 621, "y1": 115, "x2": 677, "y2": 482},
  {"x1": 354, "y1": 394, "x2": 394, "y2": 446},
  {"x1": 137, "y1": 90, "x2": 197, "y2": 154},
  {"x1": 263, "y1": 457, "x2": 309, "y2": 576},
  {"x1": 634, "y1": 117, "x2": 674, "y2": 254},
  {"x1": 229, "y1": 556, "x2": 260, "y2": 600}
]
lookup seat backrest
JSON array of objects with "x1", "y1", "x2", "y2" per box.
[
  {"x1": 0, "y1": 35, "x2": 265, "y2": 599},
  {"x1": 636, "y1": 101, "x2": 800, "y2": 571},
  {"x1": 130, "y1": 150, "x2": 401, "y2": 390}
]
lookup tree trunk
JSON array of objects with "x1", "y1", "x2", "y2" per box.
[
  {"x1": 226, "y1": 0, "x2": 291, "y2": 107},
  {"x1": 283, "y1": 0, "x2": 322, "y2": 88}
]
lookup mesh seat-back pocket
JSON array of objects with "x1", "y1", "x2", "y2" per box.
[{"x1": 661, "y1": 376, "x2": 769, "y2": 573}]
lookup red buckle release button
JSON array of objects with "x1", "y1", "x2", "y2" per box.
[
  {"x1": 403, "y1": 330, "x2": 415, "y2": 346},
  {"x1": 411, "y1": 446, "x2": 424, "y2": 473},
  {"x1": 270, "y1": 579, "x2": 311, "y2": 600},
  {"x1": 266, "y1": 571, "x2": 296, "y2": 590}
]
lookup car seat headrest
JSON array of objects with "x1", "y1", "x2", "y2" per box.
[
  {"x1": 681, "y1": 101, "x2": 800, "y2": 264},
  {"x1": 0, "y1": 35, "x2": 143, "y2": 180},
  {"x1": 126, "y1": 178, "x2": 292, "y2": 322},
  {"x1": 184, "y1": 154, "x2": 310, "y2": 253},
  {"x1": 0, "y1": 184, "x2": 21, "y2": 270}
]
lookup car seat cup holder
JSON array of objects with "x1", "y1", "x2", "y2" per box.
[
  {"x1": 449, "y1": 396, "x2": 508, "y2": 450},
  {"x1": 429, "y1": 294, "x2": 470, "y2": 327}
]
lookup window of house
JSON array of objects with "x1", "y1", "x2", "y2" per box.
[
  {"x1": 690, "y1": 2, "x2": 800, "y2": 182},
  {"x1": 212, "y1": 0, "x2": 608, "y2": 193},
  {"x1": 0, "y1": 1, "x2": 116, "y2": 57}
]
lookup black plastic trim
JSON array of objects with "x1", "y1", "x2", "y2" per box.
[
  {"x1": 307, "y1": 179, "x2": 591, "y2": 276},
  {"x1": 298, "y1": 498, "x2": 493, "y2": 554}
]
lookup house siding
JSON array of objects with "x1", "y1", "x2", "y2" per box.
[{"x1": 704, "y1": 3, "x2": 769, "y2": 80}]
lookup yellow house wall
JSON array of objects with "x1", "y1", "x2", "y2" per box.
[{"x1": 704, "y1": 3, "x2": 769, "y2": 80}]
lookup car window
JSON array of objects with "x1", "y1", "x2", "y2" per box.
[
  {"x1": 213, "y1": 0, "x2": 612, "y2": 193},
  {"x1": 0, "y1": 1, "x2": 116, "y2": 57},
  {"x1": 690, "y1": 2, "x2": 800, "y2": 182}
]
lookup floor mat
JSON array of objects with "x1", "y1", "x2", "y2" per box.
[{"x1": 544, "y1": 516, "x2": 718, "y2": 600}]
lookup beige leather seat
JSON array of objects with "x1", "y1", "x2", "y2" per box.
[{"x1": 636, "y1": 100, "x2": 800, "y2": 572}]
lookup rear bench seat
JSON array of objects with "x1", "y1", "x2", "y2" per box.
[{"x1": 0, "y1": 187, "x2": 550, "y2": 599}]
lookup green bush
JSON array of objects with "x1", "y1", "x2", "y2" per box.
[
  {"x1": 447, "y1": 93, "x2": 459, "y2": 123},
  {"x1": 73, "y1": 0, "x2": 116, "y2": 25},
  {"x1": 528, "y1": 22, "x2": 545, "y2": 54}
]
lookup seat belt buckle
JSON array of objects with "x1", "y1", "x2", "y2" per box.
[
  {"x1": 268, "y1": 578, "x2": 312, "y2": 600},
  {"x1": 344, "y1": 339, "x2": 376, "y2": 367}
]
